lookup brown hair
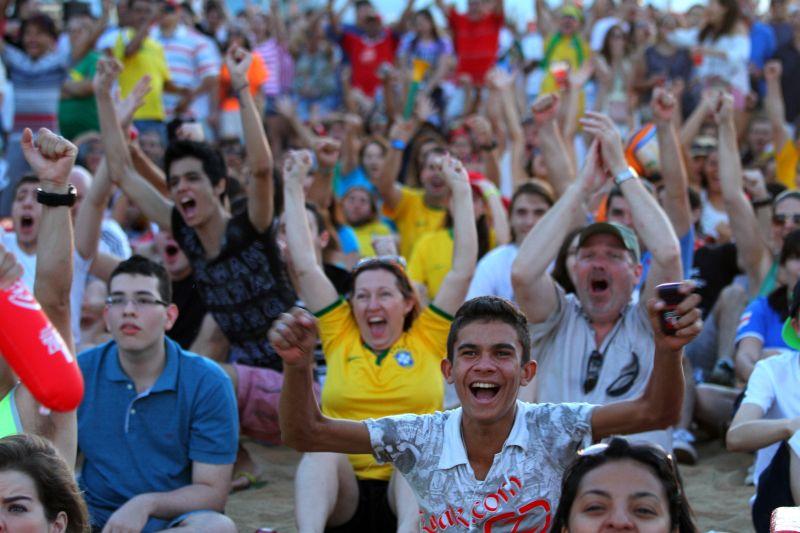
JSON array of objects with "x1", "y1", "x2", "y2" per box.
[
  {"x1": 348, "y1": 260, "x2": 421, "y2": 331},
  {"x1": 0, "y1": 434, "x2": 89, "y2": 532}
]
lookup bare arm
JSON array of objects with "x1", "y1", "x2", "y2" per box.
[
  {"x1": 282, "y1": 151, "x2": 339, "y2": 312},
  {"x1": 764, "y1": 61, "x2": 790, "y2": 158},
  {"x1": 431, "y1": 155, "x2": 478, "y2": 316},
  {"x1": 734, "y1": 336, "x2": 764, "y2": 383},
  {"x1": 375, "y1": 119, "x2": 414, "y2": 209},
  {"x1": 652, "y1": 88, "x2": 692, "y2": 237},
  {"x1": 306, "y1": 138, "x2": 341, "y2": 210},
  {"x1": 714, "y1": 93, "x2": 771, "y2": 295},
  {"x1": 22, "y1": 128, "x2": 79, "y2": 467},
  {"x1": 488, "y1": 69, "x2": 527, "y2": 187},
  {"x1": 534, "y1": 0, "x2": 555, "y2": 39},
  {"x1": 582, "y1": 112, "x2": 682, "y2": 304},
  {"x1": 74, "y1": 159, "x2": 111, "y2": 261},
  {"x1": 188, "y1": 314, "x2": 230, "y2": 363},
  {"x1": 273, "y1": 309, "x2": 374, "y2": 453},
  {"x1": 594, "y1": 290, "x2": 701, "y2": 439},
  {"x1": 512, "y1": 140, "x2": 607, "y2": 323},
  {"x1": 61, "y1": 79, "x2": 94, "y2": 98},
  {"x1": 95, "y1": 58, "x2": 173, "y2": 231},
  {"x1": 129, "y1": 142, "x2": 170, "y2": 196},
  {"x1": 727, "y1": 403, "x2": 800, "y2": 452},
  {"x1": 534, "y1": 94, "x2": 576, "y2": 197},
  {"x1": 71, "y1": 0, "x2": 110, "y2": 62},
  {"x1": 228, "y1": 46, "x2": 274, "y2": 232},
  {"x1": 478, "y1": 180, "x2": 511, "y2": 246}
]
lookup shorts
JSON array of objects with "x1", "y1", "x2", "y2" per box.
[
  {"x1": 235, "y1": 364, "x2": 321, "y2": 445},
  {"x1": 752, "y1": 441, "x2": 796, "y2": 533},
  {"x1": 324, "y1": 479, "x2": 397, "y2": 533}
]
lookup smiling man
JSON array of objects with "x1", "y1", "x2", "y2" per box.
[{"x1": 272, "y1": 292, "x2": 701, "y2": 532}]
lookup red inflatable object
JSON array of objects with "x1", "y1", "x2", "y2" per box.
[{"x1": 0, "y1": 280, "x2": 84, "y2": 411}]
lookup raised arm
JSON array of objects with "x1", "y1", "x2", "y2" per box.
[
  {"x1": 512, "y1": 140, "x2": 607, "y2": 323},
  {"x1": 534, "y1": 0, "x2": 555, "y2": 38},
  {"x1": 227, "y1": 46, "x2": 274, "y2": 232},
  {"x1": 70, "y1": 0, "x2": 110, "y2": 62},
  {"x1": 273, "y1": 308, "x2": 372, "y2": 453},
  {"x1": 375, "y1": 119, "x2": 414, "y2": 209},
  {"x1": 652, "y1": 88, "x2": 692, "y2": 237},
  {"x1": 431, "y1": 154, "x2": 478, "y2": 315},
  {"x1": 593, "y1": 286, "x2": 701, "y2": 439},
  {"x1": 713, "y1": 92, "x2": 771, "y2": 294},
  {"x1": 20, "y1": 128, "x2": 79, "y2": 467},
  {"x1": 282, "y1": 150, "x2": 339, "y2": 312},
  {"x1": 533, "y1": 94, "x2": 576, "y2": 197},
  {"x1": 488, "y1": 68, "x2": 527, "y2": 187},
  {"x1": 94, "y1": 58, "x2": 173, "y2": 231},
  {"x1": 476, "y1": 179, "x2": 511, "y2": 245},
  {"x1": 581, "y1": 111, "x2": 682, "y2": 303},
  {"x1": 306, "y1": 137, "x2": 341, "y2": 210},
  {"x1": 763, "y1": 61, "x2": 791, "y2": 170}
]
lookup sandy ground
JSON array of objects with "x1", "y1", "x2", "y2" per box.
[{"x1": 227, "y1": 439, "x2": 756, "y2": 532}]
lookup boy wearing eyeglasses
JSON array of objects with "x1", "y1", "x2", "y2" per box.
[
  {"x1": 272, "y1": 289, "x2": 701, "y2": 532},
  {"x1": 76, "y1": 255, "x2": 238, "y2": 532}
]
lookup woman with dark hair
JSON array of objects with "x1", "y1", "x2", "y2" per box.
[
  {"x1": 688, "y1": 0, "x2": 750, "y2": 108},
  {"x1": 281, "y1": 148, "x2": 476, "y2": 532},
  {"x1": 552, "y1": 437, "x2": 698, "y2": 533},
  {"x1": 734, "y1": 229, "x2": 800, "y2": 381},
  {"x1": 396, "y1": 9, "x2": 454, "y2": 104},
  {"x1": 0, "y1": 434, "x2": 89, "y2": 532},
  {"x1": 551, "y1": 227, "x2": 583, "y2": 295},
  {"x1": 594, "y1": 24, "x2": 635, "y2": 136}
]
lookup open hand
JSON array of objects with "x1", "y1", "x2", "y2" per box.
[
  {"x1": 268, "y1": 308, "x2": 319, "y2": 368},
  {"x1": 114, "y1": 75, "x2": 151, "y2": 130},
  {"x1": 21, "y1": 128, "x2": 77, "y2": 187}
]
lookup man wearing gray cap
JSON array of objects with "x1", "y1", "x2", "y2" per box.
[{"x1": 511, "y1": 112, "x2": 683, "y2": 450}]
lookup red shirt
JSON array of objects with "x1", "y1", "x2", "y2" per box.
[
  {"x1": 340, "y1": 26, "x2": 398, "y2": 97},
  {"x1": 448, "y1": 7, "x2": 504, "y2": 84}
]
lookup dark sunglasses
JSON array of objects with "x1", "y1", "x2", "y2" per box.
[
  {"x1": 353, "y1": 255, "x2": 407, "y2": 272},
  {"x1": 772, "y1": 213, "x2": 800, "y2": 226},
  {"x1": 583, "y1": 351, "x2": 640, "y2": 397}
]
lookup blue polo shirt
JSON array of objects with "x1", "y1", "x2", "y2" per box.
[
  {"x1": 735, "y1": 296, "x2": 787, "y2": 349},
  {"x1": 77, "y1": 337, "x2": 238, "y2": 531}
]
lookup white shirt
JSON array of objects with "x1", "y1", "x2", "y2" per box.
[
  {"x1": 467, "y1": 244, "x2": 518, "y2": 302},
  {"x1": 741, "y1": 350, "x2": 800, "y2": 488},
  {"x1": 366, "y1": 400, "x2": 594, "y2": 532},
  {"x1": 530, "y1": 284, "x2": 673, "y2": 450},
  {"x1": 2, "y1": 230, "x2": 91, "y2": 346}
]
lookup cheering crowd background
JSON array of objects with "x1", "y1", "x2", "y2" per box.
[{"x1": 0, "y1": 0, "x2": 799, "y2": 530}]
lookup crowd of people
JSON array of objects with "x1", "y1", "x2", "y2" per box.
[{"x1": 0, "y1": 0, "x2": 797, "y2": 531}]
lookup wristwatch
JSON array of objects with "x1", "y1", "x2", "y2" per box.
[
  {"x1": 36, "y1": 185, "x2": 77, "y2": 207},
  {"x1": 613, "y1": 167, "x2": 639, "y2": 187}
]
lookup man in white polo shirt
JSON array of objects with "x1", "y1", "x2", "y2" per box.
[{"x1": 272, "y1": 291, "x2": 701, "y2": 532}]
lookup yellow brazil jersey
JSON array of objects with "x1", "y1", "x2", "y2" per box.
[
  {"x1": 776, "y1": 139, "x2": 798, "y2": 190},
  {"x1": 113, "y1": 30, "x2": 171, "y2": 121},
  {"x1": 408, "y1": 229, "x2": 496, "y2": 300},
  {"x1": 539, "y1": 33, "x2": 590, "y2": 115},
  {"x1": 382, "y1": 186, "x2": 446, "y2": 259},
  {"x1": 353, "y1": 220, "x2": 394, "y2": 257},
  {"x1": 316, "y1": 298, "x2": 452, "y2": 480}
]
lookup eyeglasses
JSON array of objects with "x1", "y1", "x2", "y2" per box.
[
  {"x1": 772, "y1": 213, "x2": 800, "y2": 226},
  {"x1": 106, "y1": 295, "x2": 169, "y2": 308},
  {"x1": 583, "y1": 351, "x2": 640, "y2": 397}
]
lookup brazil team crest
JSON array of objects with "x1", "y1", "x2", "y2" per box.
[{"x1": 394, "y1": 350, "x2": 414, "y2": 368}]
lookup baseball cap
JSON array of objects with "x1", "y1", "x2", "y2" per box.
[
  {"x1": 578, "y1": 221, "x2": 641, "y2": 264},
  {"x1": 782, "y1": 280, "x2": 800, "y2": 349}
]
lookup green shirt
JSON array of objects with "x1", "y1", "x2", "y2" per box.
[{"x1": 58, "y1": 50, "x2": 100, "y2": 140}]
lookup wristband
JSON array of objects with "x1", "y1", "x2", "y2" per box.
[
  {"x1": 36, "y1": 185, "x2": 77, "y2": 207},
  {"x1": 752, "y1": 196, "x2": 773, "y2": 209},
  {"x1": 390, "y1": 139, "x2": 406, "y2": 151},
  {"x1": 483, "y1": 188, "x2": 500, "y2": 198},
  {"x1": 613, "y1": 167, "x2": 639, "y2": 186}
]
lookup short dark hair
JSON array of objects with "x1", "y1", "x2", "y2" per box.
[
  {"x1": 446, "y1": 296, "x2": 531, "y2": 363},
  {"x1": 780, "y1": 228, "x2": 800, "y2": 265},
  {"x1": 12, "y1": 174, "x2": 39, "y2": 198},
  {"x1": 164, "y1": 140, "x2": 227, "y2": 188},
  {"x1": 21, "y1": 13, "x2": 58, "y2": 41},
  {"x1": 108, "y1": 255, "x2": 172, "y2": 303},
  {"x1": 552, "y1": 437, "x2": 698, "y2": 533},
  {"x1": 0, "y1": 434, "x2": 89, "y2": 533}
]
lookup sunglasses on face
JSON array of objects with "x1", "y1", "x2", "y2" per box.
[
  {"x1": 772, "y1": 213, "x2": 800, "y2": 226},
  {"x1": 583, "y1": 351, "x2": 640, "y2": 397}
]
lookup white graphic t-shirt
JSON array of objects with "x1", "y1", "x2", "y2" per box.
[{"x1": 365, "y1": 400, "x2": 595, "y2": 532}]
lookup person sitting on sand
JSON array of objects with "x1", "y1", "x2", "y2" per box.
[{"x1": 280, "y1": 148, "x2": 477, "y2": 532}]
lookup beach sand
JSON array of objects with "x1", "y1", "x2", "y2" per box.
[{"x1": 227, "y1": 439, "x2": 755, "y2": 532}]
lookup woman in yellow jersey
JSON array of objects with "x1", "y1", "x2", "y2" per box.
[{"x1": 281, "y1": 149, "x2": 477, "y2": 533}]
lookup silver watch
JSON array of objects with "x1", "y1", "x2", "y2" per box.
[{"x1": 613, "y1": 167, "x2": 639, "y2": 186}]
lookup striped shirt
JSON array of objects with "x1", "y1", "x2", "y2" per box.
[
  {"x1": 2, "y1": 44, "x2": 71, "y2": 133},
  {"x1": 253, "y1": 38, "x2": 293, "y2": 96},
  {"x1": 151, "y1": 24, "x2": 221, "y2": 119}
]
